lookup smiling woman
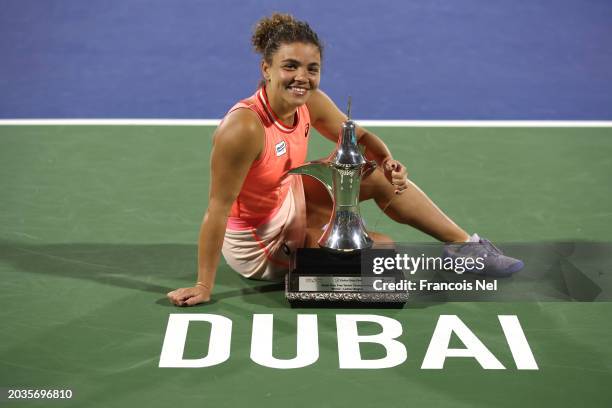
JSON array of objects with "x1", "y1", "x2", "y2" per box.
[{"x1": 166, "y1": 13, "x2": 522, "y2": 307}]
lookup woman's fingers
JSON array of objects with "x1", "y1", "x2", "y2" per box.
[
  {"x1": 167, "y1": 288, "x2": 191, "y2": 305},
  {"x1": 167, "y1": 287, "x2": 211, "y2": 306},
  {"x1": 394, "y1": 183, "x2": 408, "y2": 194},
  {"x1": 384, "y1": 159, "x2": 398, "y2": 172},
  {"x1": 184, "y1": 293, "x2": 210, "y2": 306},
  {"x1": 385, "y1": 161, "x2": 408, "y2": 194}
]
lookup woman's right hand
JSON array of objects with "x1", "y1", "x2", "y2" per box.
[{"x1": 167, "y1": 285, "x2": 211, "y2": 307}]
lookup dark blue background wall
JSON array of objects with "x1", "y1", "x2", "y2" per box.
[{"x1": 1, "y1": 0, "x2": 611, "y2": 119}]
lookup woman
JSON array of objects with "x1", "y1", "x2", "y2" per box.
[{"x1": 167, "y1": 13, "x2": 522, "y2": 307}]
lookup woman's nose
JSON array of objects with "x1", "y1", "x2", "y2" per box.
[{"x1": 294, "y1": 68, "x2": 307, "y2": 82}]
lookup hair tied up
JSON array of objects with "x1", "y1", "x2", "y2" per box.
[{"x1": 251, "y1": 13, "x2": 323, "y2": 63}]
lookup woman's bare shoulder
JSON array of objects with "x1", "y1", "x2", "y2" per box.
[
  {"x1": 306, "y1": 89, "x2": 344, "y2": 124},
  {"x1": 213, "y1": 108, "x2": 264, "y2": 156},
  {"x1": 306, "y1": 88, "x2": 331, "y2": 113}
]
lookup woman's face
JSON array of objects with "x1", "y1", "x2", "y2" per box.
[{"x1": 262, "y1": 42, "x2": 321, "y2": 108}]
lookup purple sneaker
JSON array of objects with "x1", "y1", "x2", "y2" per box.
[{"x1": 443, "y1": 234, "x2": 524, "y2": 277}]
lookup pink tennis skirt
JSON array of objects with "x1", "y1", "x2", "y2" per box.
[{"x1": 222, "y1": 176, "x2": 307, "y2": 281}]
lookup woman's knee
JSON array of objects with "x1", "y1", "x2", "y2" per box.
[{"x1": 359, "y1": 167, "x2": 394, "y2": 202}]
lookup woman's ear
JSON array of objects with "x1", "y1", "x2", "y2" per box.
[{"x1": 261, "y1": 60, "x2": 271, "y2": 82}]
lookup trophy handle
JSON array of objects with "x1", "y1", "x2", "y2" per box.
[
  {"x1": 288, "y1": 161, "x2": 334, "y2": 200},
  {"x1": 361, "y1": 160, "x2": 377, "y2": 179}
]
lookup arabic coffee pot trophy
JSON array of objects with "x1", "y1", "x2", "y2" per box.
[{"x1": 284, "y1": 97, "x2": 408, "y2": 307}]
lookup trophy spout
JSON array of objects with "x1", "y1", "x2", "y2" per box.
[{"x1": 288, "y1": 161, "x2": 334, "y2": 199}]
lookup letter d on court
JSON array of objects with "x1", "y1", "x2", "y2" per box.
[{"x1": 159, "y1": 314, "x2": 232, "y2": 368}]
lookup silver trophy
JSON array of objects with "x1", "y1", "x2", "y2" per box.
[
  {"x1": 289, "y1": 99, "x2": 375, "y2": 252},
  {"x1": 285, "y1": 98, "x2": 408, "y2": 307}
]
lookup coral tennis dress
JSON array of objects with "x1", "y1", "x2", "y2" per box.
[{"x1": 221, "y1": 87, "x2": 311, "y2": 280}]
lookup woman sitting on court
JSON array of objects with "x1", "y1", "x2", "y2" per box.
[{"x1": 167, "y1": 13, "x2": 523, "y2": 307}]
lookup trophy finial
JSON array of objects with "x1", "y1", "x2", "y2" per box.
[{"x1": 347, "y1": 95, "x2": 352, "y2": 120}]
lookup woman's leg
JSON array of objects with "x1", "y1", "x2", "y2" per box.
[
  {"x1": 360, "y1": 168, "x2": 469, "y2": 242},
  {"x1": 302, "y1": 170, "x2": 469, "y2": 244}
]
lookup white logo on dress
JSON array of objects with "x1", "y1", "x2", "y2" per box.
[{"x1": 275, "y1": 141, "x2": 287, "y2": 157}]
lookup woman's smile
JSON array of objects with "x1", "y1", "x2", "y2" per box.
[{"x1": 286, "y1": 85, "x2": 308, "y2": 97}]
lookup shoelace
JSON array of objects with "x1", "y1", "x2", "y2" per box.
[{"x1": 480, "y1": 239, "x2": 504, "y2": 256}]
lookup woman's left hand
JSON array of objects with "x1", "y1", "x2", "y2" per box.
[{"x1": 382, "y1": 158, "x2": 409, "y2": 194}]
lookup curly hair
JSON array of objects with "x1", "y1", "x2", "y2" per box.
[{"x1": 251, "y1": 13, "x2": 324, "y2": 63}]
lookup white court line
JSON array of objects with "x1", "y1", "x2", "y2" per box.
[
  {"x1": 0, "y1": 119, "x2": 611, "y2": 127},
  {"x1": 0, "y1": 119, "x2": 221, "y2": 126},
  {"x1": 357, "y1": 120, "x2": 612, "y2": 128}
]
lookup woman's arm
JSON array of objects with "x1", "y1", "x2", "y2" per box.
[
  {"x1": 167, "y1": 109, "x2": 263, "y2": 306},
  {"x1": 306, "y1": 89, "x2": 409, "y2": 193}
]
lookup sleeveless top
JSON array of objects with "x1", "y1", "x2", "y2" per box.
[{"x1": 223, "y1": 86, "x2": 311, "y2": 229}]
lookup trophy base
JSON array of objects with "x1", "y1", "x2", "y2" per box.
[{"x1": 285, "y1": 248, "x2": 409, "y2": 308}]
